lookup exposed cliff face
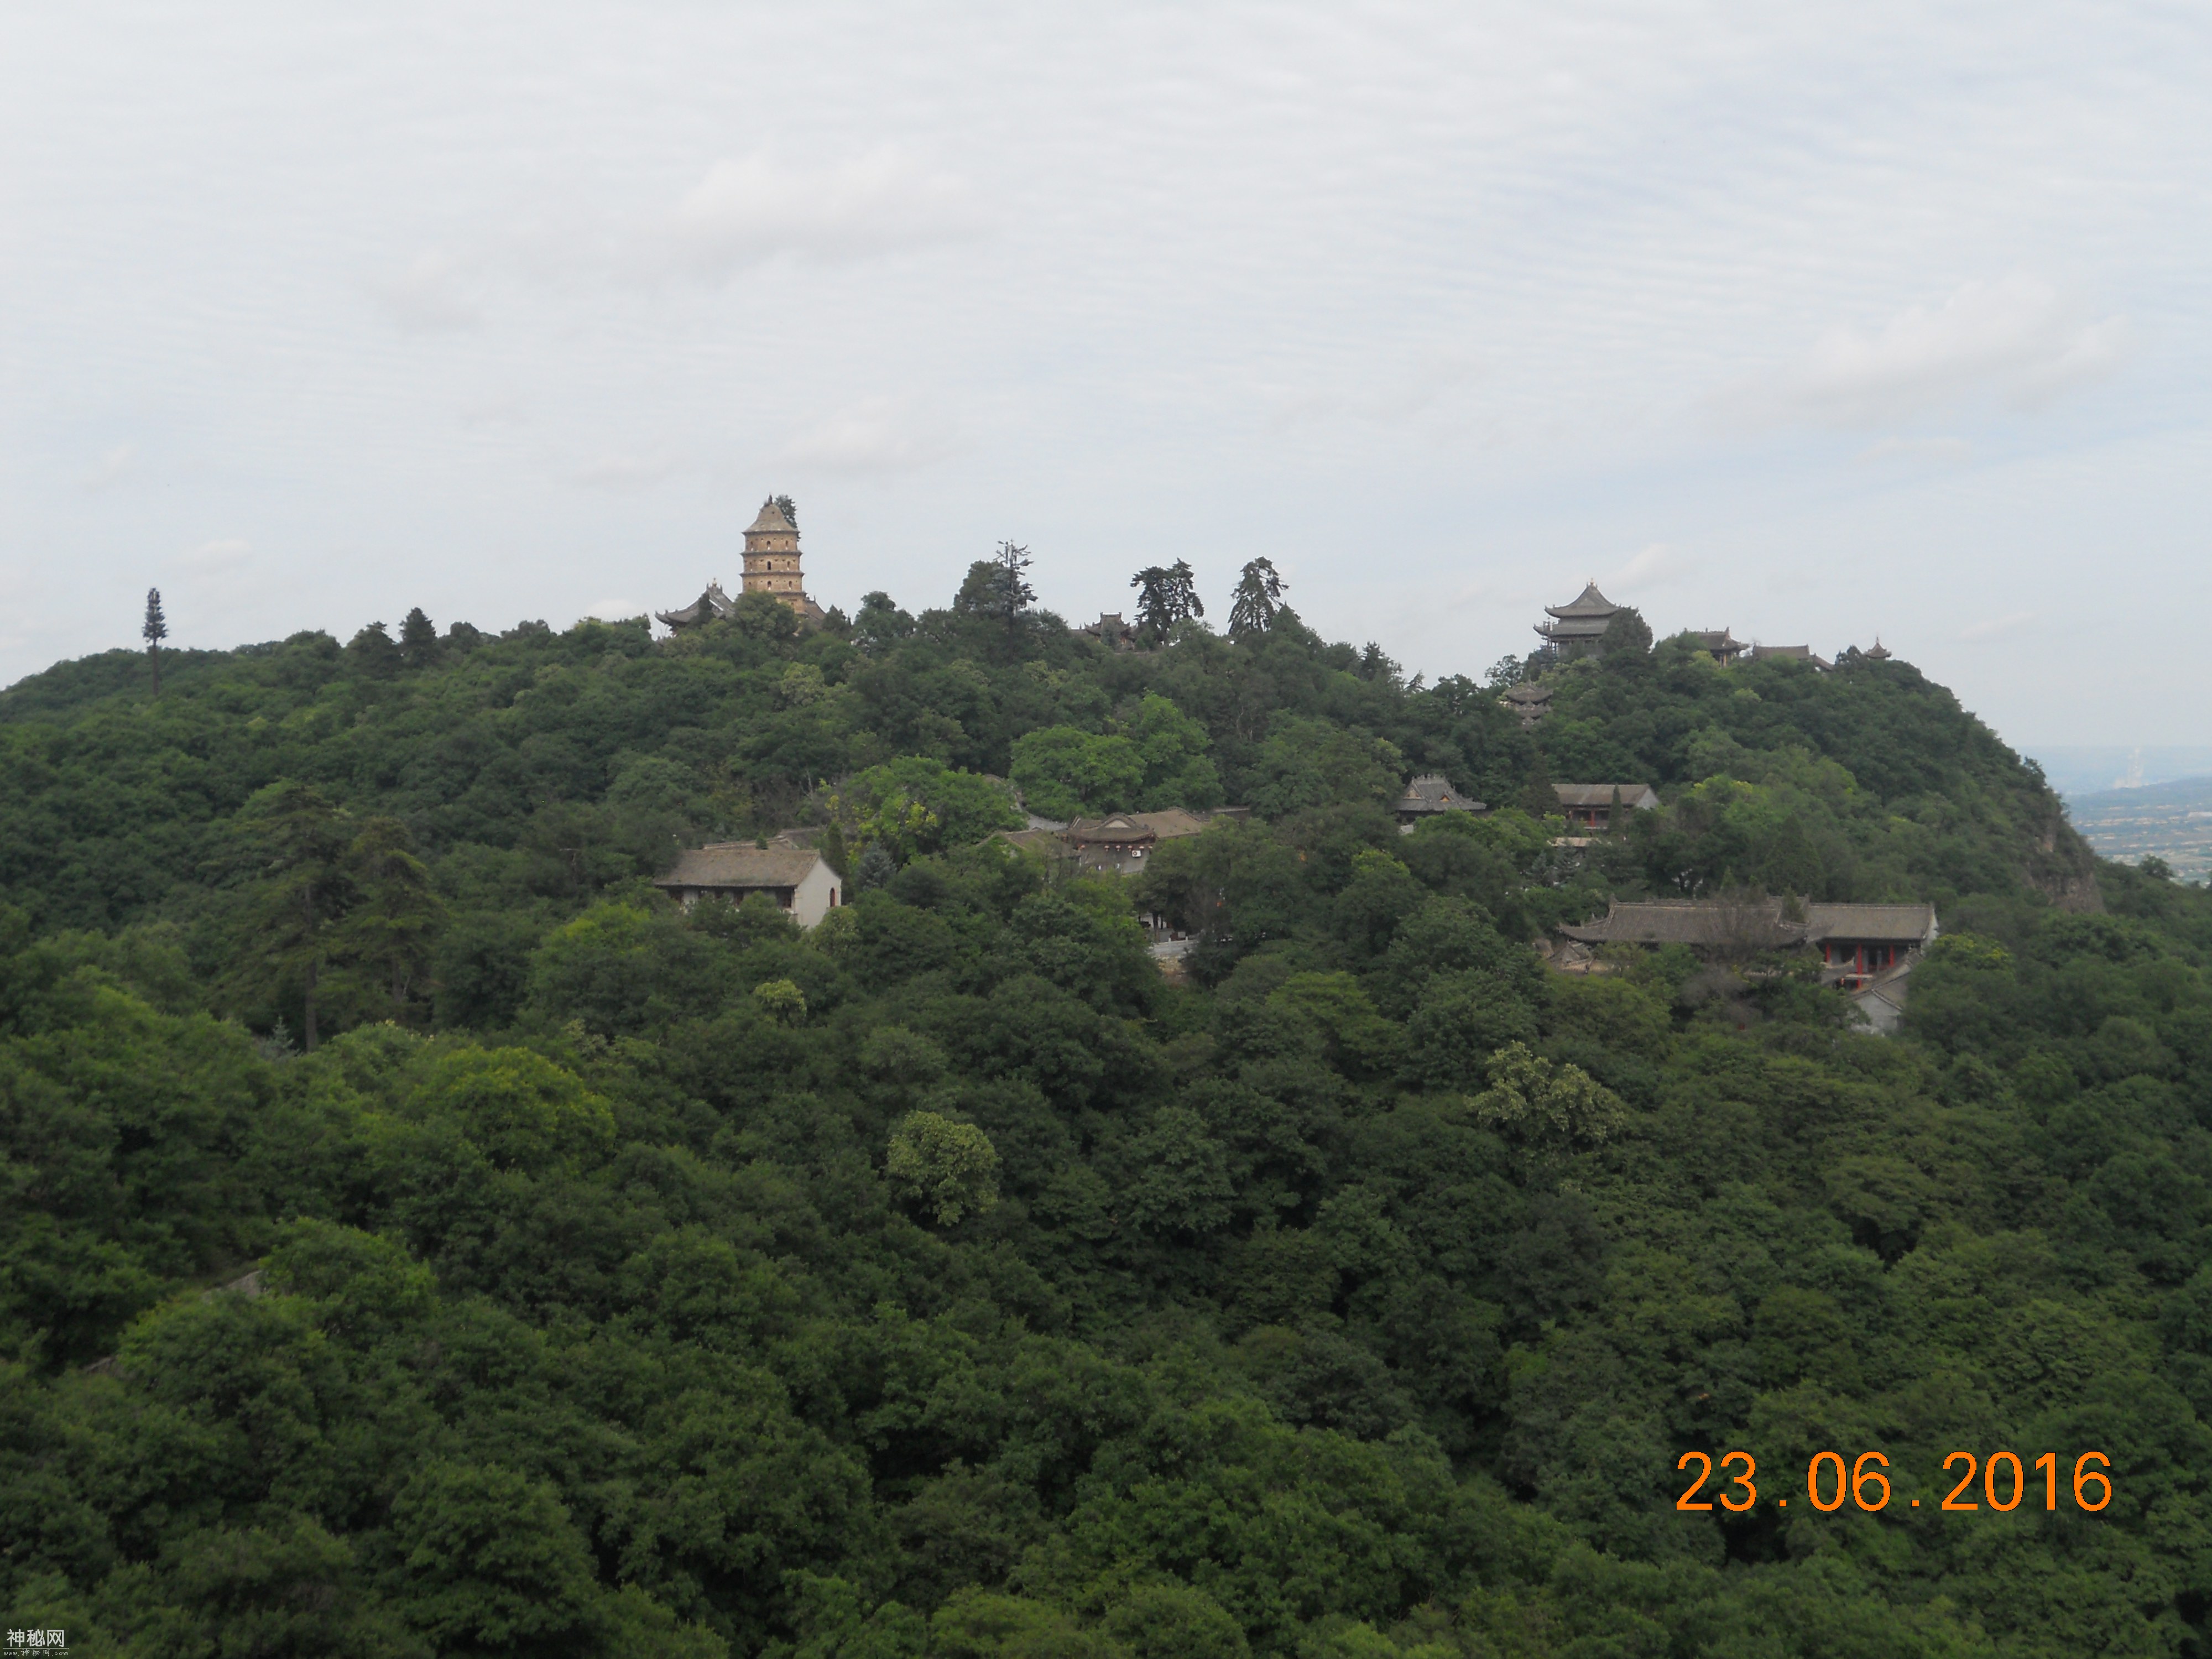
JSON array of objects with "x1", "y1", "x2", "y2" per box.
[{"x1": 2024, "y1": 795, "x2": 2104, "y2": 912}]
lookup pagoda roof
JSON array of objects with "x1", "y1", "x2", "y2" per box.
[
  {"x1": 1544, "y1": 581, "x2": 1620, "y2": 620},
  {"x1": 1863, "y1": 638, "x2": 1892, "y2": 660},
  {"x1": 746, "y1": 499, "x2": 797, "y2": 535}
]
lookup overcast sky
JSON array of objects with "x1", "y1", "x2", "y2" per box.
[{"x1": 3, "y1": 2, "x2": 2206, "y2": 748}]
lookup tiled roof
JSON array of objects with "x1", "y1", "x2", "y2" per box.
[
  {"x1": 1545, "y1": 581, "x2": 1620, "y2": 619},
  {"x1": 1062, "y1": 808, "x2": 1217, "y2": 844},
  {"x1": 1558, "y1": 898, "x2": 1936, "y2": 950},
  {"x1": 1502, "y1": 682, "x2": 1553, "y2": 703},
  {"x1": 654, "y1": 844, "x2": 822, "y2": 890},
  {"x1": 1553, "y1": 783, "x2": 1657, "y2": 808},
  {"x1": 1395, "y1": 774, "x2": 1481, "y2": 812},
  {"x1": 1559, "y1": 899, "x2": 1801, "y2": 948},
  {"x1": 746, "y1": 499, "x2": 796, "y2": 534},
  {"x1": 1803, "y1": 902, "x2": 1936, "y2": 943}
]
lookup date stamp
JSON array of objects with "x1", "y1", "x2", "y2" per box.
[{"x1": 1676, "y1": 1450, "x2": 2113, "y2": 1514}]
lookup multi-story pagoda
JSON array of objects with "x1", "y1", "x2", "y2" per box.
[
  {"x1": 658, "y1": 495, "x2": 823, "y2": 632},
  {"x1": 740, "y1": 498, "x2": 822, "y2": 622},
  {"x1": 1534, "y1": 580, "x2": 1626, "y2": 657}
]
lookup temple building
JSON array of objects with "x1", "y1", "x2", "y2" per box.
[
  {"x1": 1552, "y1": 783, "x2": 1660, "y2": 828},
  {"x1": 654, "y1": 841, "x2": 842, "y2": 927},
  {"x1": 1080, "y1": 613, "x2": 1141, "y2": 652},
  {"x1": 1501, "y1": 681, "x2": 1553, "y2": 727},
  {"x1": 1393, "y1": 774, "x2": 1485, "y2": 831},
  {"x1": 1686, "y1": 629, "x2": 1747, "y2": 665},
  {"x1": 658, "y1": 496, "x2": 823, "y2": 632},
  {"x1": 656, "y1": 581, "x2": 735, "y2": 630},
  {"x1": 1534, "y1": 581, "x2": 1625, "y2": 657},
  {"x1": 1749, "y1": 644, "x2": 1831, "y2": 670}
]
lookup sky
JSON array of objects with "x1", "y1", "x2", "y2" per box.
[{"x1": 2, "y1": 1, "x2": 2208, "y2": 750}]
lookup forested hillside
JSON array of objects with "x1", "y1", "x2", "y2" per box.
[{"x1": 4, "y1": 568, "x2": 2210, "y2": 1657}]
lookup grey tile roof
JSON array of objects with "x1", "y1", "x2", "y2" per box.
[
  {"x1": 655, "y1": 844, "x2": 823, "y2": 890},
  {"x1": 1553, "y1": 783, "x2": 1657, "y2": 809}
]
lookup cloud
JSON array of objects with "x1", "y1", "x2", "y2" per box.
[
  {"x1": 1960, "y1": 609, "x2": 2038, "y2": 642},
  {"x1": 80, "y1": 444, "x2": 134, "y2": 490},
  {"x1": 1268, "y1": 356, "x2": 1481, "y2": 432},
  {"x1": 1607, "y1": 542, "x2": 1694, "y2": 591},
  {"x1": 1761, "y1": 276, "x2": 2128, "y2": 427},
  {"x1": 661, "y1": 149, "x2": 984, "y2": 280},
  {"x1": 174, "y1": 538, "x2": 253, "y2": 573},
  {"x1": 576, "y1": 452, "x2": 679, "y2": 491},
  {"x1": 1856, "y1": 435, "x2": 1973, "y2": 467},
  {"x1": 369, "y1": 251, "x2": 484, "y2": 333},
  {"x1": 771, "y1": 398, "x2": 957, "y2": 473}
]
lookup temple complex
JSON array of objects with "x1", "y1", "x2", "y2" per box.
[{"x1": 1393, "y1": 774, "x2": 1484, "y2": 830}]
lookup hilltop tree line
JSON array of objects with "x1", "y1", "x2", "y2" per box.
[{"x1": 3, "y1": 556, "x2": 2209, "y2": 1656}]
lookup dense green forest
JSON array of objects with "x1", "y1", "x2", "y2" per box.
[{"x1": 5, "y1": 564, "x2": 2211, "y2": 1657}]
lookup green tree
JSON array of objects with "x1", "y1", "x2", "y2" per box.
[
  {"x1": 1227, "y1": 557, "x2": 1285, "y2": 638},
  {"x1": 337, "y1": 815, "x2": 445, "y2": 1021},
  {"x1": 142, "y1": 586, "x2": 168, "y2": 696},
  {"x1": 398, "y1": 606, "x2": 439, "y2": 666},
  {"x1": 1129, "y1": 559, "x2": 1204, "y2": 642},
  {"x1": 231, "y1": 781, "x2": 354, "y2": 1048},
  {"x1": 886, "y1": 1111, "x2": 1001, "y2": 1226}
]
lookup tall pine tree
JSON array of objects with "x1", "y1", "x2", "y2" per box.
[{"x1": 142, "y1": 587, "x2": 167, "y2": 696}]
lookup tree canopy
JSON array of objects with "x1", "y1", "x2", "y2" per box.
[{"x1": 1, "y1": 561, "x2": 2205, "y2": 1657}]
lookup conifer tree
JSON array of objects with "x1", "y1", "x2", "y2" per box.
[
  {"x1": 142, "y1": 587, "x2": 167, "y2": 696},
  {"x1": 1227, "y1": 558, "x2": 1285, "y2": 639},
  {"x1": 399, "y1": 607, "x2": 439, "y2": 666},
  {"x1": 1129, "y1": 560, "x2": 1204, "y2": 643}
]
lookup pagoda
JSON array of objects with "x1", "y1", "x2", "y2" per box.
[
  {"x1": 1534, "y1": 580, "x2": 1624, "y2": 657},
  {"x1": 741, "y1": 498, "x2": 822, "y2": 622}
]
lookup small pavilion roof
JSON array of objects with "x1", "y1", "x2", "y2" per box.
[{"x1": 1502, "y1": 681, "x2": 1554, "y2": 704}]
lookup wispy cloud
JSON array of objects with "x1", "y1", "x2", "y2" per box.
[
  {"x1": 1608, "y1": 542, "x2": 1694, "y2": 591},
  {"x1": 658, "y1": 149, "x2": 984, "y2": 281},
  {"x1": 772, "y1": 398, "x2": 958, "y2": 473},
  {"x1": 174, "y1": 538, "x2": 253, "y2": 573},
  {"x1": 1268, "y1": 356, "x2": 1481, "y2": 431},
  {"x1": 1857, "y1": 435, "x2": 1973, "y2": 467},
  {"x1": 1755, "y1": 276, "x2": 2128, "y2": 428},
  {"x1": 1960, "y1": 609, "x2": 2038, "y2": 642},
  {"x1": 369, "y1": 251, "x2": 484, "y2": 333},
  {"x1": 576, "y1": 452, "x2": 679, "y2": 491},
  {"x1": 80, "y1": 444, "x2": 135, "y2": 491}
]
